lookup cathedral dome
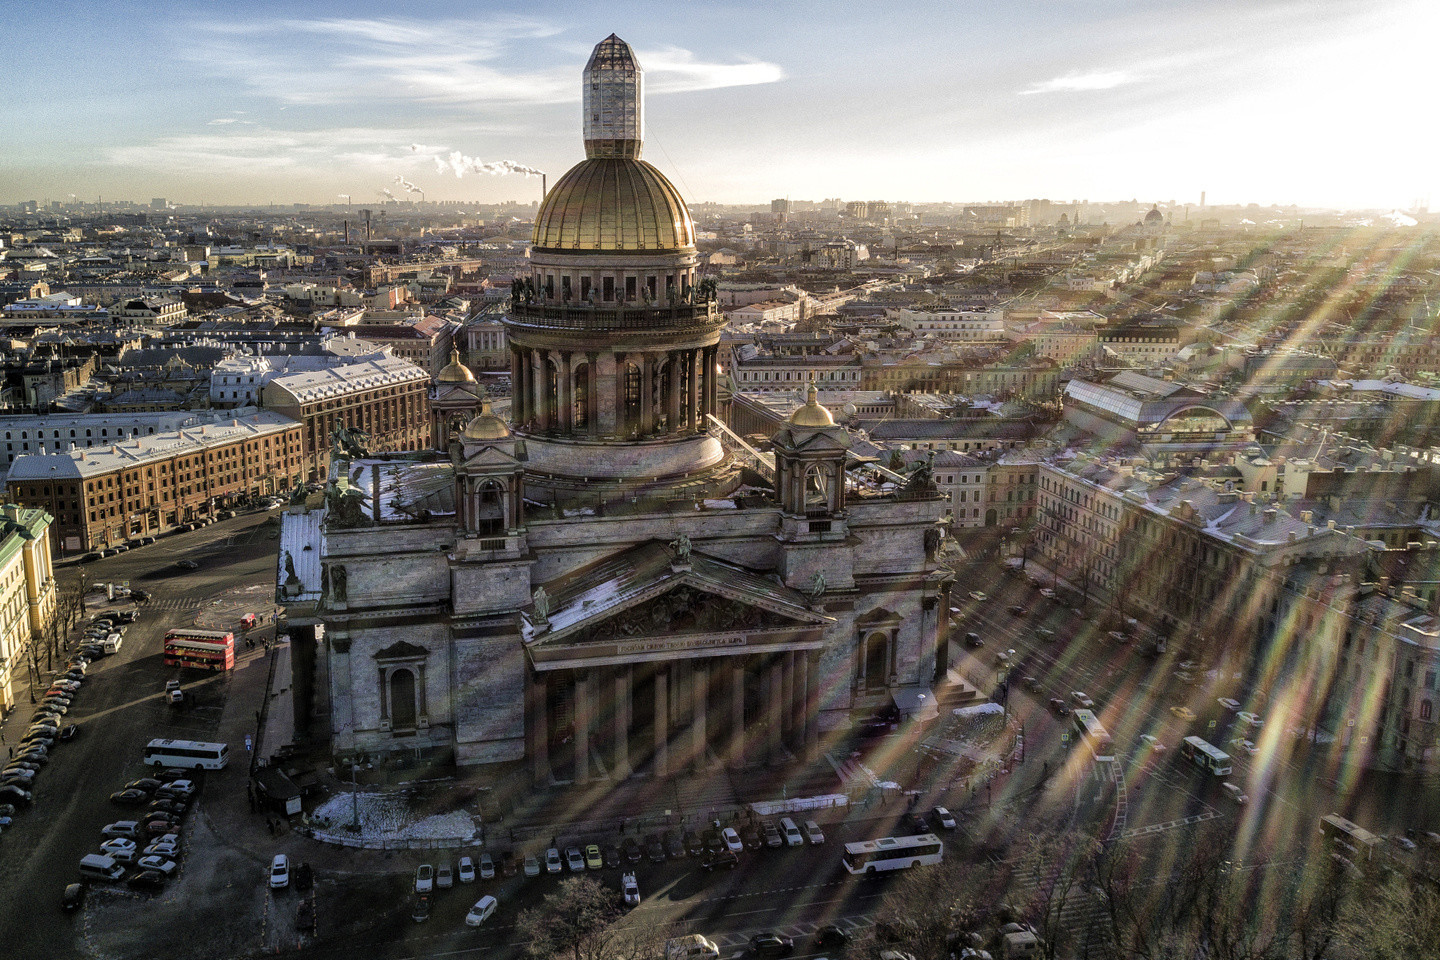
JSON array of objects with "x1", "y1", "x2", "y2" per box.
[
  {"x1": 788, "y1": 383, "x2": 836, "y2": 428},
  {"x1": 462, "y1": 398, "x2": 510, "y2": 441},
  {"x1": 437, "y1": 347, "x2": 476, "y2": 383},
  {"x1": 1145, "y1": 205, "x2": 1163, "y2": 223},
  {"x1": 532, "y1": 158, "x2": 695, "y2": 253}
]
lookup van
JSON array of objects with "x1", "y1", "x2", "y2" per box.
[
  {"x1": 79, "y1": 854, "x2": 126, "y2": 881},
  {"x1": 1222, "y1": 782, "x2": 1248, "y2": 805},
  {"x1": 102, "y1": 633, "x2": 123, "y2": 654},
  {"x1": 665, "y1": 935, "x2": 720, "y2": 960},
  {"x1": 780, "y1": 817, "x2": 804, "y2": 847}
]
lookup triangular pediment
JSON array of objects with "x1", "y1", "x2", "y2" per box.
[
  {"x1": 525, "y1": 540, "x2": 831, "y2": 648},
  {"x1": 460, "y1": 446, "x2": 521, "y2": 470},
  {"x1": 374, "y1": 640, "x2": 429, "y2": 661}
]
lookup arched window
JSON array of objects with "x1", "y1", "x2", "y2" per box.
[
  {"x1": 1422, "y1": 700, "x2": 1433, "y2": 721},
  {"x1": 804, "y1": 466, "x2": 829, "y2": 516},
  {"x1": 572, "y1": 362, "x2": 589, "y2": 430},
  {"x1": 623, "y1": 363, "x2": 642, "y2": 434}
]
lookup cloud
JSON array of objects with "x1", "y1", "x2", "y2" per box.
[
  {"x1": 1020, "y1": 69, "x2": 1140, "y2": 95},
  {"x1": 638, "y1": 46, "x2": 786, "y2": 93},
  {"x1": 103, "y1": 126, "x2": 416, "y2": 173}
]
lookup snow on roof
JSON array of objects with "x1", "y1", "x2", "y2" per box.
[
  {"x1": 278, "y1": 509, "x2": 324, "y2": 601},
  {"x1": 268, "y1": 354, "x2": 427, "y2": 403}
]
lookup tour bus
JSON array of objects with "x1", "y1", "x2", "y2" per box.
[
  {"x1": 1071, "y1": 709, "x2": 1115, "y2": 762},
  {"x1": 163, "y1": 628, "x2": 235, "y2": 671},
  {"x1": 144, "y1": 738, "x2": 229, "y2": 770},
  {"x1": 1179, "y1": 735, "x2": 1232, "y2": 776},
  {"x1": 1319, "y1": 813, "x2": 1383, "y2": 863},
  {"x1": 842, "y1": 834, "x2": 944, "y2": 874}
]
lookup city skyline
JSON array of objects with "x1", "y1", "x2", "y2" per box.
[{"x1": 2, "y1": 0, "x2": 1436, "y2": 211}]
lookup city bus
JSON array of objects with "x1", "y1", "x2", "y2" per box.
[
  {"x1": 1319, "y1": 813, "x2": 1382, "y2": 863},
  {"x1": 842, "y1": 834, "x2": 944, "y2": 874},
  {"x1": 163, "y1": 628, "x2": 235, "y2": 671},
  {"x1": 1180, "y1": 736, "x2": 1232, "y2": 776},
  {"x1": 1071, "y1": 709, "x2": 1115, "y2": 762},
  {"x1": 143, "y1": 738, "x2": 230, "y2": 770}
]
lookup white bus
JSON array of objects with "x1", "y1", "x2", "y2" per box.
[
  {"x1": 1319, "y1": 813, "x2": 1382, "y2": 863},
  {"x1": 1072, "y1": 709, "x2": 1115, "y2": 762},
  {"x1": 1180, "y1": 736, "x2": 1232, "y2": 776},
  {"x1": 842, "y1": 834, "x2": 944, "y2": 874},
  {"x1": 144, "y1": 738, "x2": 229, "y2": 770}
]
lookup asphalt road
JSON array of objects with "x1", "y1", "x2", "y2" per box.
[{"x1": 0, "y1": 512, "x2": 282, "y2": 958}]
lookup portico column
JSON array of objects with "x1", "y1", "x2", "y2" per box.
[
  {"x1": 653, "y1": 668, "x2": 669, "y2": 777},
  {"x1": 509, "y1": 347, "x2": 523, "y2": 422},
  {"x1": 560, "y1": 351, "x2": 574, "y2": 433},
  {"x1": 781, "y1": 652, "x2": 796, "y2": 748},
  {"x1": 613, "y1": 665, "x2": 632, "y2": 778},
  {"x1": 687, "y1": 349, "x2": 700, "y2": 431},
  {"x1": 574, "y1": 671, "x2": 592, "y2": 782},
  {"x1": 730, "y1": 660, "x2": 746, "y2": 768},
  {"x1": 804, "y1": 651, "x2": 820, "y2": 760},
  {"x1": 640, "y1": 354, "x2": 655, "y2": 435},
  {"x1": 530, "y1": 349, "x2": 545, "y2": 430},
  {"x1": 704, "y1": 346, "x2": 718, "y2": 418},
  {"x1": 613, "y1": 351, "x2": 628, "y2": 434},
  {"x1": 529, "y1": 673, "x2": 549, "y2": 784},
  {"x1": 667, "y1": 352, "x2": 682, "y2": 434},
  {"x1": 691, "y1": 660, "x2": 709, "y2": 768},
  {"x1": 587, "y1": 351, "x2": 600, "y2": 436},
  {"x1": 767, "y1": 656, "x2": 785, "y2": 765},
  {"x1": 539, "y1": 349, "x2": 553, "y2": 432}
]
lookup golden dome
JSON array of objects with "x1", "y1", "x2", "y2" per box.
[
  {"x1": 437, "y1": 347, "x2": 475, "y2": 383},
  {"x1": 788, "y1": 383, "x2": 836, "y2": 428},
  {"x1": 462, "y1": 398, "x2": 510, "y2": 441},
  {"x1": 533, "y1": 158, "x2": 695, "y2": 252}
]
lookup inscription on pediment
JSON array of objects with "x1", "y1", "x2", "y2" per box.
[{"x1": 581, "y1": 585, "x2": 795, "y2": 643}]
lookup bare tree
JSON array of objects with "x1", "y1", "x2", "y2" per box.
[{"x1": 516, "y1": 876, "x2": 665, "y2": 960}]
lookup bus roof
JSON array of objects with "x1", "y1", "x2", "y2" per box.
[
  {"x1": 843, "y1": 833, "x2": 941, "y2": 853},
  {"x1": 164, "y1": 628, "x2": 233, "y2": 640}
]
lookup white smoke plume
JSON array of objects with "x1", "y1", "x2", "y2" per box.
[
  {"x1": 434, "y1": 150, "x2": 544, "y2": 180},
  {"x1": 379, "y1": 188, "x2": 397, "y2": 200},
  {"x1": 393, "y1": 175, "x2": 423, "y2": 195}
]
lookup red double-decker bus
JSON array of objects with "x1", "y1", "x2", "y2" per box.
[{"x1": 163, "y1": 628, "x2": 235, "y2": 671}]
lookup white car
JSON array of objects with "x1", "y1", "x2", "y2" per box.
[
  {"x1": 465, "y1": 895, "x2": 498, "y2": 927},
  {"x1": 415, "y1": 864, "x2": 434, "y2": 894},
  {"x1": 100, "y1": 838, "x2": 137, "y2": 861},
  {"x1": 524, "y1": 854, "x2": 541, "y2": 877},
  {"x1": 458, "y1": 856, "x2": 476, "y2": 884},
  {"x1": 1071, "y1": 691, "x2": 1095, "y2": 710},
  {"x1": 1231, "y1": 738, "x2": 1258, "y2": 756},
  {"x1": 1218, "y1": 697, "x2": 1241, "y2": 711},
  {"x1": 969, "y1": 591, "x2": 988, "y2": 602},
  {"x1": 144, "y1": 835, "x2": 180, "y2": 857},
  {"x1": 137, "y1": 855, "x2": 178, "y2": 876},
  {"x1": 1139, "y1": 734, "x2": 1166, "y2": 753},
  {"x1": 805, "y1": 819, "x2": 825, "y2": 843},
  {"x1": 436, "y1": 863, "x2": 454, "y2": 889},
  {"x1": 1237, "y1": 711, "x2": 1264, "y2": 727},
  {"x1": 270, "y1": 854, "x2": 290, "y2": 889},
  {"x1": 566, "y1": 847, "x2": 586, "y2": 873},
  {"x1": 1222, "y1": 782, "x2": 1248, "y2": 805},
  {"x1": 622, "y1": 871, "x2": 640, "y2": 907},
  {"x1": 933, "y1": 807, "x2": 957, "y2": 830},
  {"x1": 722, "y1": 827, "x2": 744, "y2": 853},
  {"x1": 545, "y1": 848, "x2": 562, "y2": 874},
  {"x1": 479, "y1": 851, "x2": 495, "y2": 879}
]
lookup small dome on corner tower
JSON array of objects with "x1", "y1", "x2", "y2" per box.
[{"x1": 788, "y1": 383, "x2": 836, "y2": 428}]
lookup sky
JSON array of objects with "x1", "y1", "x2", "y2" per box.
[{"x1": 1, "y1": 0, "x2": 1436, "y2": 211}]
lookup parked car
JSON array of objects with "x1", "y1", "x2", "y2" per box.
[
  {"x1": 586, "y1": 844, "x2": 604, "y2": 870},
  {"x1": 523, "y1": 854, "x2": 541, "y2": 877},
  {"x1": 412, "y1": 895, "x2": 431, "y2": 923},
  {"x1": 100, "y1": 838, "x2": 138, "y2": 861},
  {"x1": 604, "y1": 844, "x2": 621, "y2": 868},
  {"x1": 465, "y1": 895, "x2": 498, "y2": 927},
  {"x1": 1218, "y1": 697, "x2": 1241, "y2": 711},
  {"x1": 101, "y1": 821, "x2": 141, "y2": 839},
  {"x1": 270, "y1": 854, "x2": 290, "y2": 889},
  {"x1": 175, "y1": 559, "x2": 199, "y2": 570},
  {"x1": 665, "y1": 830, "x2": 685, "y2": 859},
  {"x1": 545, "y1": 848, "x2": 562, "y2": 874},
  {"x1": 622, "y1": 837, "x2": 643, "y2": 863},
  {"x1": 458, "y1": 856, "x2": 476, "y2": 884},
  {"x1": 645, "y1": 833, "x2": 666, "y2": 863},
  {"x1": 933, "y1": 807, "x2": 957, "y2": 830},
  {"x1": 762, "y1": 821, "x2": 783, "y2": 848},
  {"x1": 701, "y1": 850, "x2": 739, "y2": 871},
  {"x1": 749, "y1": 933, "x2": 794, "y2": 957},
  {"x1": 479, "y1": 851, "x2": 495, "y2": 880},
  {"x1": 110, "y1": 789, "x2": 149, "y2": 807},
  {"x1": 436, "y1": 863, "x2": 454, "y2": 889},
  {"x1": 563, "y1": 847, "x2": 584, "y2": 873},
  {"x1": 1170, "y1": 705, "x2": 1197, "y2": 722},
  {"x1": 128, "y1": 870, "x2": 167, "y2": 892},
  {"x1": 622, "y1": 870, "x2": 640, "y2": 906},
  {"x1": 722, "y1": 827, "x2": 744, "y2": 853},
  {"x1": 740, "y1": 824, "x2": 762, "y2": 850},
  {"x1": 62, "y1": 883, "x2": 86, "y2": 912},
  {"x1": 415, "y1": 864, "x2": 434, "y2": 894}
]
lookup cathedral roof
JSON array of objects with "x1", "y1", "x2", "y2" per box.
[
  {"x1": 462, "y1": 397, "x2": 510, "y2": 441},
  {"x1": 532, "y1": 158, "x2": 695, "y2": 252},
  {"x1": 788, "y1": 383, "x2": 837, "y2": 428},
  {"x1": 436, "y1": 347, "x2": 475, "y2": 383}
]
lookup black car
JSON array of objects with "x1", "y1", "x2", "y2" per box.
[
  {"x1": 604, "y1": 844, "x2": 622, "y2": 868},
  {"x1": 740, "y1": 824, "x2": 762, "y2": 850},
  {"x1": 704, "y1": 829, "x2": 726, "y2": 854},
  {"x1": 1023, "y1": 676, "x2": 1043, "y2": 693},
  {"x1": 148, "y1": 799, "x2": 186, "y2": 817},
  {"x1": 59, "y1": 724, "x2": 79, "y2": 742},
  {"x1": 295, "y1": 862, "x2": 314, "y2": 892},
  {"x1": 110, "y1": 789, "x2": 150, "y2": 806},
  {"x1": 911, "y1": 814, "x2": 931, "y2": 834},
  {"x1": 621, "y1": 837, "x2": 642, "y2": 863},
  {"x1": 664, "y1": 830, "x2": 685, "y2": 859},
  {"x1": 645, "y1": 834, "x2": 666, "y2": 863},
  {"x1": 127, "y1": 870, "x2": 167, "y2": 892},
  {"x1": 749, "y1": 933, "x2": 794, "y2": 957},
  {"x1": 0, "y1": 786, "x2": 32, "y2": 806},
  {"x1": 1049, "y1": 698, "x2": 1070, "y2": 717},
  {"x1": 175, "y1": 559, "x2": 199, "y2": 570},
  {"x1": 154, "y1": 768, "x2": 191, "y2": 783},
  {"x1": 61, "y1": 883, "x2": 86, "y2": 912},
  {"x1": 762, "y1": 821, "x2": 783, "y2": 848},
  {"x1": 814, "y1": 925, "x2": 851, "y2": 949},
  {"x1": 684, "y1": 830, "x2": 704, "y2": 856},
  {"x1": 411, "y1": 895, "x2": 431, "y2": 923},
  {"x1": 143, "y1": 818, "x2": 182, "y2": 836},
  {"x1": 128, "y1": 591, "x2": 150, "y2": 604},
  {"x1": 126, "y1": 778, "x2": 163, "y2": 794},
  {"x1": 700, "y1": 851, "x2": 739, "y2": 871},
  {"x1": 80, "y1": 552, "x2": 102, "y2": 563},
  {"x1": 965, "y1": 632, "x2": 984, "y2": 648},
  {"x1": 1007, "y1": 604, "x2": 1026, "y2": 616}
]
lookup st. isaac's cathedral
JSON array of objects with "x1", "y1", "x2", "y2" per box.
[{"x1": 280, "y1": 36, "x2": 955, "y2": 787}]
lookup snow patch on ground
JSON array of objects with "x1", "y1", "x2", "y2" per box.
[{"x1": 308, "y1": 791, "x2": 478, "y2": 843}]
